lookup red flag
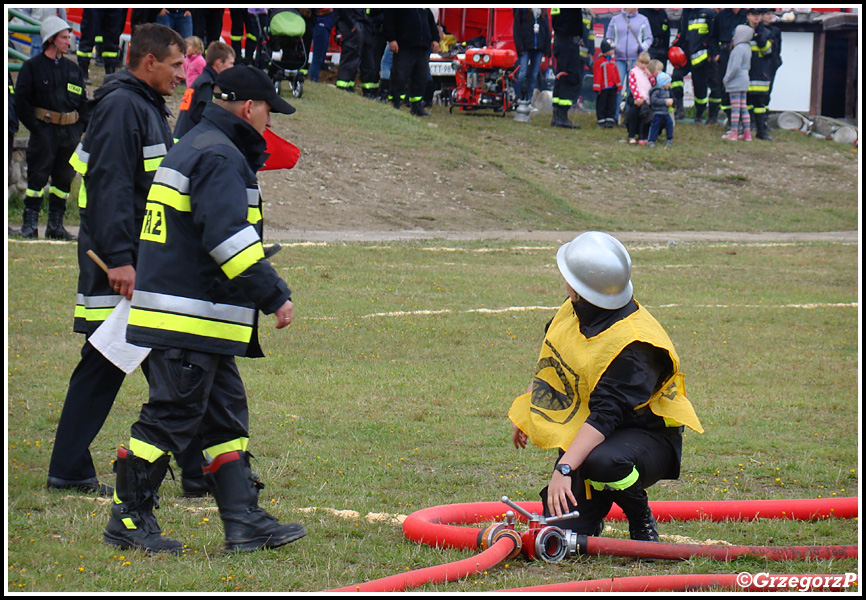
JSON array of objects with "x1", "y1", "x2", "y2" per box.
[{"x1": 262, "y1": 127, "x2": 301, "y2": 170}]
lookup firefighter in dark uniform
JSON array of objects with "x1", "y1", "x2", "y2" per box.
[
  {"x1": 510, "y1": 232, "x2": 703, "y2": 542},
  {"x1": 763, "y1": 10, "x2": 783, "y2": 101},
  {"x1": 173, "y1": 41, "x2": 236, "y2": 139},
  {"x1": 640, "y1": 8, "x2": 671, "y2": 70},
  {"x1": 48, "y1": 24, "x2": 205, "y2": 499},
  {"x1": 335, "y1": 9, "x2": 387, "y2": 98},
  {"x1": 550, "y1": 8, "x2": 584, "y2": 129},
  {"x1": 711, "y1": 8, "x2": 748, "y2": 123},
  {"x1": 746, "y1": 8, "x2": 774, "y2": 141},
  {"x1": 76, "y1": 8, "x2": 128, "y2": 83},
  {"x1": 383, "y1": 8, "x2": 440, "y2": 117},
  {"x1": 105, "y1": 65, "x2": 306, "y2": 554},
  {"x1": 671, "y1": 7, "x2": 720, "y2": 123},
  {"x1": 14, "y1": 17, "x2": 88, "y2": 241},
  {"x1": 579, "y1": 9, "x2": 596, "y2": 104}
]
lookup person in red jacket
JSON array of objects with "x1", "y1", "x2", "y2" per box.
[{"x1": 593, "y1": 40, "x2": 621, "y2": 128}]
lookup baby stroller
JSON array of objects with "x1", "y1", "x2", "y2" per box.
[{"x1": 262, "y1": 9, "x2": 308, "y2": 98}]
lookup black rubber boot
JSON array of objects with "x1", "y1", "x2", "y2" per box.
[
  {"x1": 204, "y1": 451, "x2": 306, "y2": 552},
  {"x1": 19, "y1": 207, "x2": 40, "y2": 239},
  {"x1": 410, "y1": 101, "x2": 430, "y2": 117},
  {"x1": 707, "y1": 102, "x2": 720, "y2": 125},
  {"x1": 611, "y1": 485, "x2": 660, "y2": 542},
  {"x1": 103, "y1": 448, "x2": 185, "y2": 554},
  {"x1": 45, "y1": 207, "x2": 76, "y2": 241},
  {"x1": 553, "y1": 104, "x2": 579, "y2": 129},
  {"x1": 756, "y1": 113, "x2": 773, "y2": 141}
]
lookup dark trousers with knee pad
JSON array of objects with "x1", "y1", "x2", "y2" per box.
[{"x1": 541, "y1": 426, "x2": 682, "y2": 534}]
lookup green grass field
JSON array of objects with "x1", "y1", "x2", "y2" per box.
[{"x1": 6, "y1": 237, "x2": 859, "y2": 593}]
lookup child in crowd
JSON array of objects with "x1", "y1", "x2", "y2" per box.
[
  {"x1": 721, "y1": 24, "x2": 754, "y2": 141},
  {"x1": 625, "y1": 52, "x2": 652, "y2": 144},
  {"x1": 647, "y1": 59, "x2": 664, "y2": 85},
  {"x1": 593, "y1": 40, "x2": 621, "y2": 128},
  {"x1": 647, "y1": 72, "x2": 674, "y2": 147},
  {"x1": 183, "y1": 36, "x2": 206, "y2": 87}
]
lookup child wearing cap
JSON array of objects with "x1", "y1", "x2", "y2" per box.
[
  {"x1": 592, "y1": 40, "x2": 621, "y2": 128},
  {"x1": 647, "y1": 71, "x2": 674, "y2": 147}
]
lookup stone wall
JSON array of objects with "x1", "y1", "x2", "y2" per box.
[{"x1": 8, "y1": 137, "x2": 28, "y2": 199}]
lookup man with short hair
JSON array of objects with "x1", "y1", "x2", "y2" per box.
[
  {"x1": 174, "y1": 41, "x2": 236, "y2": 139},
  {"x1": 104, "y1": 65, "x2": 306, "y2": 554},
  {"x1": 48, "y1": 24, "x2": 204, "y2": 498},
  {"x1": 14, "y1": 16, "x2": 88, "y2": 240}
]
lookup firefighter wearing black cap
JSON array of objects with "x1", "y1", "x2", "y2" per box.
[
  {"x1": 746, "y1": 8, "x2": 774, "y2": 141},
  {"x1": 14, "y1": 16, "x2": 88, "y2": 240},
  {"x1": 550, "y1": 7, "x2": 584, "y2": 129},
  {"x1": 670, "y1": 7, "x2": 719, "y2": 123},
  {"x1": 104, "y1": 65, "x2": 306, "y2": 554}
]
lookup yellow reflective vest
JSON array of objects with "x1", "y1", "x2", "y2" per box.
[{"x1": 509, "y1": 300, "x2": 703, "y2": 451}]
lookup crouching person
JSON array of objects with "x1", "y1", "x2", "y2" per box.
[
  {"x1": 509, "y1": 232, "x2": 703, "y2": 542},
  {"x1": 103, "y1": 65, "x2": 305, "y2": 553}
]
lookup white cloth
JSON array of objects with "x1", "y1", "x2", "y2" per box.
[{"x1": 88, "y1": 298, "x2": 150, "y2": 374}]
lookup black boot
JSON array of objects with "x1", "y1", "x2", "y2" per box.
[
  {"x1": 204, "y1": 451, "x2": 306, "y2": 552},
  {"x1": 611, "y1": 485, "x2": 660, "y2": 542},
  {"x1": 707, "y1": 102, "x2": 719, "y2": 125},
  {"x1": 410, "y1": 101, "x2": 430, "y2": 117},
  {"x1": 553, "y1": 104, "x2": 579, "y2": 129},
  {"x1": 378, "y1": 79, "x2": 390, "y2": 103},
  {"x1": 673, "y1": 95, "x2": 685, "y2": 120},
  {"x1": 103, "y1": 448, "x2": 185, "y2": 554},
  {"x1": 45, "y1": 208, "x2": 77, "y2": 241},
  {"x1": 19, "y1": 207, "x2": 40, "y2": 239},
  {"x1": 756, "y1": 113, "x2": 773, "y2": 141}
]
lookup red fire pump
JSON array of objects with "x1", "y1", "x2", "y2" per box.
[{"x1": 447, "y1": 47, "x2": 519, "y2": 114}]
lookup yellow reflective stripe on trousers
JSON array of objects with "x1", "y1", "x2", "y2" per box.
[
  {"x1": 204, "y1": 438, "x2": 250, "y2": 461},
  {"x1": 129, "y1": 438, "x2": 167, "y2": 463},
  {"x1": 128, "y1": 307, "x2": 253, "y2": 343},
  {"x1": 587, "y1": 465, "x2": 640, "y2": 491}
]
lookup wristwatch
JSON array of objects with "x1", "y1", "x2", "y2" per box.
[{"x1": 554, "y1": 463, "x2": 572, "y2": 477}]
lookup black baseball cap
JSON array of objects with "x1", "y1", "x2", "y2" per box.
[{"x1": 214, "y1": 65, "x2": 296, "y2": 115}]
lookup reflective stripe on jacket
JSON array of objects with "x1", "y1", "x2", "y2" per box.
[{"x1": 127, "y1": 102, "x2": 291, "y2": 358}]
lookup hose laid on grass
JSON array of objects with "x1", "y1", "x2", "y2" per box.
[{"x1": 324, "y1": 497, "x2": 858, "y2": 593}]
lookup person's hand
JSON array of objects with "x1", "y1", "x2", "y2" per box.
[
  {"x1": 389, "y1": 40, "x2": 399, "y2": 53},
  {"x1": 546, "y1": 469, "x2": 577, "y2": 517},
  {"x1": 274, "y1": 300, "x2": 294, "y2": 329},
  {"x1": 108, "y1": 265, "x2": 136, "y2": 300},
  {"x1": 512, "y1": 423, "x2": 527, "y2": 449},
  {"x1": 158, "y1": 9, "x2": 168, "y2": 17},
  {"x1": 431, "y1": 41, "x2": 440, "y2": 53},
  {"x1": 635, "y1": 97, "x2": 644, "y2": 106},
  {"x1": 666, "y1": 98, "x2": 673, "y2": 106}
]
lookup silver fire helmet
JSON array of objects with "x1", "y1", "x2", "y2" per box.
[
  {"x1": 556, "y1": 231, "x2": 633, "y2": 309},
  {"x1": 41, "y1": 16, "x2": 72, "y2": 48}
]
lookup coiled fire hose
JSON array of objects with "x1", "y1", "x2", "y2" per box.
[{"x1": 323, "y1": 496, "x2": 858, "y2": 593}]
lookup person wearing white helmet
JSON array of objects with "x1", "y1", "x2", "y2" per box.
[
  {"x1": 13, "y1": 15, "x2": 88, "y2": 240},
  {"x1": 509, "y1": 231, "x2": 703, "y2": 542}
]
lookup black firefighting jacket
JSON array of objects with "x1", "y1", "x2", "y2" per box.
[
  {"x1": 15, "y1": 52, "x2": 89, "y2": 145},
  {"x1": 69, "y1": 71, "x2": 173, "y2": 334},
  {"x1": 173, "y1": 64, "x2": 218, "y2": 140},
  {"x1": 127, "y1": 102, "x2": 291, "y2": 358}
]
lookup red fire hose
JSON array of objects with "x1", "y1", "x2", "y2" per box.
[
  {"x1": 326, "y1": 536, "x2": 518, "y2": 593},
  {"x1": 322, "y1": 497, "x2": 858, "y2": 593}
]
